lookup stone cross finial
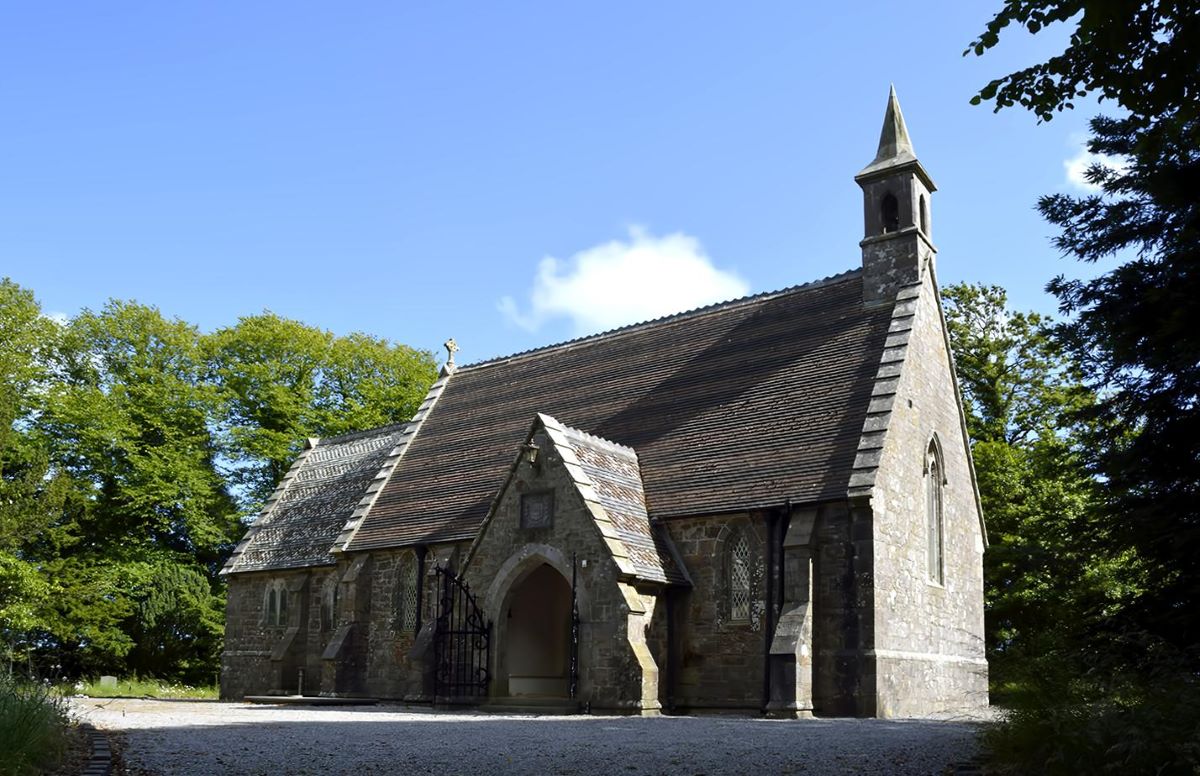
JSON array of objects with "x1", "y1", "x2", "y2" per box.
[{"x1": 444, "y1": 338, "x2": 459, "y2": 367}]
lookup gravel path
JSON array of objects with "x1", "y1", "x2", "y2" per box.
[{"x1": 73, "y1": 698, "x2": 985, "y2": 776}]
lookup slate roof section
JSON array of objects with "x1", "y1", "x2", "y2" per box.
[
  {"x1": 349, "y1": 269, "x2": 894, "y2": 551},
  {"x1": 554, "y1": 420, "x2": 688, "y2": 586},
  {"x1": 222, "y1": 425, "x2": 407, "y2": 575}
]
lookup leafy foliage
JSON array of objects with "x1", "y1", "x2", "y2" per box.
[
  {"x1": 968, "y1": 1, "x2": 1200, "y2": 771},
  {"x1": 969, "y1": 0, "x2": 1200, "y2": 657},
  {"x1": 982, "y1": 641, "x2": 1200, "y2": 774},
  {"x1": 0, "y1": 279, "x2": 436, "y2": 682},
  {"x1": 943, "y1": 283, "x2": 1091, "y2": 445},
  {"x1": 206, "y1": 312, "x2": 437, "y2": 514},
  {"x1": 943, "y1": 284, "x2": 1141, "y2": 693},
  {"x1": 125, "y1": 563, "x2": 225, "y2": 685},
  {"x1": 966, "y1": 0, "x2": 1199, "y2": 126},
  {"x1": 45, "y1": 301, "x2": 239, "y2": 566}
]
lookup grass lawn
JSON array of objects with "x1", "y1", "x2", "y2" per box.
[{"x1": 71, "y1": 677, "x2": 218, "y2": 700}]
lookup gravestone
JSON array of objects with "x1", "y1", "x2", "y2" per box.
[{"x1": 99, "y1": 675, "x2": 118, "y2": 688}]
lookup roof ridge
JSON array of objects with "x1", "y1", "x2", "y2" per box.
[
  {"x1": 462, "y1": 267, "x2": 862, "y2": 371},
  {"x1": 317, "y1": 422, "x2": 410, "y2": 446},
  {"x1": 559, "y1": 422, "x2": 639, "y2": 458}
]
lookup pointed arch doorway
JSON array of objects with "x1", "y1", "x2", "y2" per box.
[{"x1": 499, "y1": 563, "x2": 572, "y2": 698}]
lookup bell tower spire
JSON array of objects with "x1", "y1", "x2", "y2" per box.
[{"x1": 855, "y1": 86, "x2": 937, "y2": 305}]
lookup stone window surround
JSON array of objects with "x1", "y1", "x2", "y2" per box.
[
  {"x1": 721, "y1": 524, "x2": 763, "y2": 629},
  {"x1": 263, "y1": 580, "x2": 289, "y2": 627},
  {"x1": 395, "y1": 549, "x2": 420, "y2": 633},
  {"x1": 925, "y1": 434, "x2": 947, "y2": 587},
  {"x1": 320, "y1": 574, "x2": 338, "y2": 631}
]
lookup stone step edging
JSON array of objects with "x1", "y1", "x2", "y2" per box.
[{"x1": 78, "y1": 723, "x2": 113, "y2": 776}]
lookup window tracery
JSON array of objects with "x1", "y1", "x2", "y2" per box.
[
  {"x1": 396, "y1": 551, "x2": 419, "y2": 633},
  {"x1": 264, "y1": 581, "x2": 288, "y2": 626}
]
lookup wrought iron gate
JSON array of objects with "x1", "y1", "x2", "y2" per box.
[
  {"x1": 432, "y1": 566, "x2": 491, "y2": 703},
  {"x1": 569, "y1": 554, "x2": 580, "y2": 700}
]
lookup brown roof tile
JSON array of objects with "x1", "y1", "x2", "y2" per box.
[{"x1": 348, "y1": 270, "x2": 891, "y2": 551}]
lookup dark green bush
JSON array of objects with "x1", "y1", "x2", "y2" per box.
[{"x1": 984, "y1": 659, "x2": 1200, "y2": 775}]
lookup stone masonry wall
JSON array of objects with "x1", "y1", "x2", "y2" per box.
[
  {"x1": 222, "y1": 567, "x2": 320, "y2": 699},
  {"x1": 660, "y1": 514, "x2": 766, "y2": 711},
  {"x1": 462, "y1": 441, "x2": 660, "y2": 713},
  {"x1": 808, "y1": 500, "x2": 876, "y2": 716},
  {"x1": 361, "y1": 542, "x2": 466, "y2": 700},
  {"x1": 869, "y1": 270, "x2": 988, "y2": 717}
]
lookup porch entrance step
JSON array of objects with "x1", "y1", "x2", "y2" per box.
[
  {"x1": 244, "y1": 695, "x2": 379, "y2": 706},
  {"x1": 483, "y1": 697, "x2": 580, "y2": 715}
]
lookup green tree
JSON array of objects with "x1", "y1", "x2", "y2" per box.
[
  {"x1": 124, "y1": 562, "x2": 224, "y2": 685},
  {"x1": 205, "y1": 312, "x2": 437, "y2": 514},
  {"x1": 0, "y1": 280, "x2": 66, "y2": 671},
  {"x1": 0, "y1": 285, "x2": 436, "y2": 681},
  {"x1": 968, "y1": 5, "x2": 1200, "y2": 771},
  {"x1": 35, "y1": 301, "x2": 238, "y2": 676},
  {"x1": 45, "y1": 301, "x2": 239, "y2": 567},
  {"x1": 968, "y1": 0, "x2": 1200, "y2": 654},
  {"x1": 942, "y1": 284, "x2": 1137, "y2": 693}
]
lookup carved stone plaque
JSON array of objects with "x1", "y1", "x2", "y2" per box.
[{"x1": 520, "y1": 491, "x2": 554, "y2": 529}]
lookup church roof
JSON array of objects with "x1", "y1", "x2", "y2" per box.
[
  {"x1": 346, "y1": 268, "x2": 893, "y2": 551},
  {"x1": 555, "y1": 419, "x2": 689, "y2": 586},
  {"x1": 221, "y1": 424, "x2": 407, "y2": 574}
]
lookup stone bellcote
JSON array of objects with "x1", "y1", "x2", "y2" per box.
[{"x1": 855, "y1": 86, "x2": 937, "y2": 305}]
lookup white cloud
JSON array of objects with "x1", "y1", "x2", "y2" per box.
[
  {"x1": 45, "y1": 311, "x2": 69, "y2": 326},
  {"x1": 1064, "y1": 137, "x2": 1127, "y2": 191},
  {"x1": 498, "y1": 227, "x2": 750, "y2": 335}
]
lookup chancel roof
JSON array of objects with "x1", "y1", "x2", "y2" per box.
[
  {"x1": 347, "y1": 269, "x2": 893, "y2": 551},
  {"x1": 221, "y1": 425, "x2": 405, "y2": 574}
]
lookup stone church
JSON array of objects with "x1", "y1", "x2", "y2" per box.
[{"x1": 220, "y1": 89, "x2": 989, "y2": 718}]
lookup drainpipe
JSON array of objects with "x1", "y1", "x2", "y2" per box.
[
  {"x1": 761, "y1": 501, "x2": 794, "y2": 713},
  {"x1": 665, "y1": 588, "x2": 676, "y2": 714},
  {"x1": 778, "y1": 499, "x2": 793, "y2": 621},
  {"x1": 415, "y1": 545, "x2": 427, "y2": 633},
  {"x1": 762, "y1": 510, "x2": 777, "y2": 712}
]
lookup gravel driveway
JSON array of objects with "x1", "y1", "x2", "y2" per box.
[{"x1": 73, "y1": 698, "x2": 985, "y2": 776}]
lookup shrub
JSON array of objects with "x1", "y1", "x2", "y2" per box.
[
  {"x1": 0, "y1": 675, "x2": 71, "y2": 776},
  {"x1": 983, "y1": 662, "x2": 1200, "y2": 775}
]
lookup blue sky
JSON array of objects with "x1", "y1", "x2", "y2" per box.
[{"x1": 1, "y1": 2, "x2": 1100, "y2": 365}]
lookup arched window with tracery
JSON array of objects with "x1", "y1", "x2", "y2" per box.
[
  {"x1": 396, "y1": 551, "x2": 419, "y2": 633},
  {"x1": 265, "y1": 581, "x2": 288, "y2": 626},
  {"x1": 926, "y1": 438, "x2": 945, "y2": 585},
  {"x1": 321, "y1": 576, "x2": 339, "y2": 631}
]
